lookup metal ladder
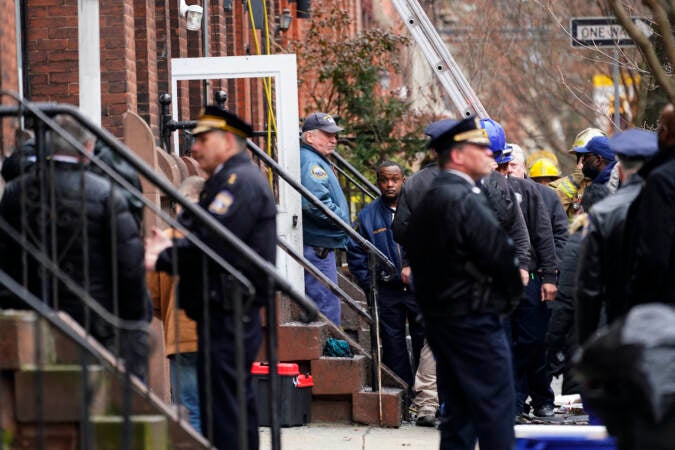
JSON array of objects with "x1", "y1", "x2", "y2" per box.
[{"x1": 391, "y1": 0, "x2": 489, "y2": 119}]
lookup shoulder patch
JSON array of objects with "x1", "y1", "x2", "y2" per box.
[
  {"x1": 310, "y1": 164, "x2": 328, "y2": 180},
  {"x1": 208, "y1": 190, "x2": 234, "y2": 215},
  {"x1": 227, "y1": 173, "x2": 237, "y2": 185}
]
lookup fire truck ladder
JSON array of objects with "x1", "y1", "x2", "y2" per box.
[{"x1": 391, "y1": 0, "x2": 489, "y2": 119}]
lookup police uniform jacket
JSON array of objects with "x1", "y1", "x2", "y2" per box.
[
  {"x1": 300, "y1": 143, "x2": 349, "y2": 249},
  {"x1": 0, "y1": 161, "x2": 149, "y2": 336},
  {"x1": 156, "y1": 151, "x2": 277, "y2": 320},
  {"x1": 391, "y1": 163, "x2": 436, "y2": 249},
  {"x1": 405, "y1": 171, "x2": 522, "y2": 317},
  {"x1": 393, "y1": 165, "x2": 530, "y2": 271},
  {"x1": 347, "y1": 197, "x2": 403, "y2": 289},
  {"x1": 508, "y1": 176, "x2": 558, "y2": 283},
  {"x1": 623, "y1": 146, "x2": 675, "y2": 306},
  {"x1": 576, "y1": 174, "x2": 644, "y2": 343}
]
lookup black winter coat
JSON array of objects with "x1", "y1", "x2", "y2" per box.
[
  {"x1": 508, "y1": 176, "x2": 557, "y2": 282},
  {"x1": 393, "y1": 165, "x2": 530, "y2": 270},
  {"x1": 534, "y1": 182, "x2": 568, "y2": 265},
  {"x1": 405, "y1": 171, "x2": 522, "y2": 317},
  {"x1": 576, "y1": 174, "x2": 643, "y2": 343},
  {"x1": 624, "y1": 147, "x2": 675, "y2": 306},
  {"x1": 0, "y1": 162, "x2": 148, "y2": 340}
]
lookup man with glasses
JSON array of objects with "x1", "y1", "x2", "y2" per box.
[{"x1": 299, "y1": 112, "x2": 350, "y2": 326}]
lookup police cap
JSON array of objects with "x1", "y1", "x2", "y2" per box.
[
  {"x1": 192, "y1": 105, "x2": 253, "y2": 138},
  {"x1": 608, "y1": 128, "x2": 658, "y2": 159},
  {"x1": 425, "y1": 116, "x2": 490, "y2": 152},
  {"x1": 573, "y1": 136, "x2": 614, "y2": 161}
]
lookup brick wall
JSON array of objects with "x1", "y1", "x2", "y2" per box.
[
  {"x1": 25, "y1": 0, "x2": 79, "y2": 106},
  {"x1": 0, "y1": 0, "x2": 20, "y2": 155},
  {"x1": 134, "y1": 0, "x2": 160, "y2": 138},
  {"x1": 100, "y1": 0, "x2": 138, "y2": 138}
]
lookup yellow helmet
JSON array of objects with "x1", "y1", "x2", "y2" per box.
[
  {"x1": 529, "y1": 158, "x2": 561, "y2": 179},
  {"x1": 526, "y1": 149, "x2": 559, "y2": 168},
  {"x1": 569, "y1": 128, "x2": 606, "y2": 153}
]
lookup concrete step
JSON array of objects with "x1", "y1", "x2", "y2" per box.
[
  {"x1": 257, "y1": 321, "x2": 328, "y2": 362},
  {"x1": 13, "y1": 364, "x2": 108, "y2": 423},
  {"x1": 352, "y1": 387, "x2": 404, "y2": 427},
  {"x1": 311, "y1": 355, "x2": 367, "y2": 395},
  {"x1": 91, "y1": 415, "x2": 168, "y2": 450}
]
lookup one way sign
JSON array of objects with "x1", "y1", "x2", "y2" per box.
[{"x1": 570, "y1": 16, "x2": 653, "y2": 47}]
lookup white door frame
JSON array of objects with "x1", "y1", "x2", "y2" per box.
[{"x1": 171, "y1": 55, "x2": 304, "y2": 293}]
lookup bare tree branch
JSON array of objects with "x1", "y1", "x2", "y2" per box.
[
  {"x1": 643, "y1": 0, "x2": 675, "y2": 71},
  {"x1": 607, "y1": 0, "x2": 675, "y2": 103}
]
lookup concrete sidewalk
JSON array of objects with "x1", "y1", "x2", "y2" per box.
[{"x1": 259, "y1": 423, "x2": 440, "y2": 450}]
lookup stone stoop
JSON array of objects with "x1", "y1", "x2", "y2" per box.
[
  {"x1": 91, "y1": 415, "x2": 167, "y2": 450},
  {"x1": 352, "y1": 387, "x2": 404, "y2": 427},
  {"x1": 257, "y1": 286, "x2": 408, "y2": 428},
  {"x1": 0, "y1": 310, "x2": 212, "y2": 450}
]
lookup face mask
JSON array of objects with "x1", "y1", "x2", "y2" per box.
[{"x1": 582, "y1": 158, "x2": 600, "y2": 179}]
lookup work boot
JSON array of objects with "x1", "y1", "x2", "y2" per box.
[
  {"x1": 533, "y1": 404, "x2": 555, "y2": 418},
  {"x1": 416, "y1": 414, "x2": 436, "y2": 427}
]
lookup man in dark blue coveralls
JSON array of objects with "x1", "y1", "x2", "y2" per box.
[
  {"x1": 146, "y1": 106, "x2": 276, "y2": 450},
  {"x1": 347, "y1": 161, "x2": 425, "y2": 387},
  {"x1": 404, "y1": 117, "x2": 522, "y2": 450}
]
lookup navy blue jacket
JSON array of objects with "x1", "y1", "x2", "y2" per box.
[{"x1": 347, "y1": 197, "x2": 403, "y2": 289}]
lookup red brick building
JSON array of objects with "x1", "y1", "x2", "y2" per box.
[{"x1": 0, "y1": 0, "x2": 365, "y2": 156}]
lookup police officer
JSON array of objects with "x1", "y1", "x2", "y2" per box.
[
  {"x1": 404, "y1": 117, "x2": 522, "y2": 450},
  {"x1": 577, "y1": 128, "x2": 659, "y2": 344},
  {"x1": 145, "y1": 106, "x2": 276, "y2": 450}
]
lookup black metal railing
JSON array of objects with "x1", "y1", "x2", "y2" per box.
[
  {"x1": 0, "y1": 93, "x2": 319, "y2": 450},
  {"x1": 158, "y1": 95, "x2": 398, "y2": 400}
]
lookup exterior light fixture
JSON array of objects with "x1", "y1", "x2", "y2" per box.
[
  {"x1": 275, "y1": 7, "x2": 293, "y2": 36},
  {"x1": 179, "y1": 0, "x2": 203, "y2": 31},
  {"x1": 279, "y1": 8, "x2": 293, "y2": 32}
]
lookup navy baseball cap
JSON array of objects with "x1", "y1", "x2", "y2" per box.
[
  {"x1": 302, "y1": 112, "x2": 343, "y2": 133},
  {"x1": 573, "y1": 136, "x2": 614, "y2": 161},
  {"x1": 425, "y1": 116, "x2": 490, "y2": 151},
  {"x1": 608, "y1": 128, "x2": 658, "y2": 159}
]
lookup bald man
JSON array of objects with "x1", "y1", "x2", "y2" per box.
[{"x1": 623, "y1": 103, "x2": 675, "y2": 306}]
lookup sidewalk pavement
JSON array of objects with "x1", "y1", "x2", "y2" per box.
[{"x1": 259, "y1": 423, "x2": 440, "y2": 450}]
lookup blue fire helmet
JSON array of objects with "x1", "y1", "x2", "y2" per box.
[
  {"x1": 480, "y1": 118, "x2": 506, "y2": 152},
  {"x1": 494, "y1": 144, "x2": 513, "y2": 164}
]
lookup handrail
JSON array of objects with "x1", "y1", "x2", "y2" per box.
[
  {"x1": 0, "y1": 98, "x2": 319, "y2": 322},
  {"x1": 329, "y1": 160, "x2": 378, "y2": 201},
  {"x1": 245, "y1": 139, "x2": 396, "y2": 274},
  {"x1": 277, "y1": 238, "x2": 372, "y2": 323},
  {"x1": 331, "y1": 148, "x2": 381, "y2": 198}
]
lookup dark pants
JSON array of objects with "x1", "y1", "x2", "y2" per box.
[
  {"x1": 511, "y1": 274, "x2": 554, "y2": 412},
  {"x1": 426, "y1": 313, "x2": 515, "y2": 450},
  {"x1": 378, "y1": 283, "x2": 425, "y2": 387},
  {"x1": 197, "y1": 310, "x2": 262, "y2": 450}
]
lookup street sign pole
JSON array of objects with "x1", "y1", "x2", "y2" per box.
[
  {"x1": 613, "y1": 48, "x2": 621, "y2": 132},
  {"x1": 570, "y1": 16, "x2": 653, "y2": 132}
]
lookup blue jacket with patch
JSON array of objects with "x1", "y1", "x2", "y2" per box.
[
  {"x1": 300, "y1": 143, "x2": 350, "y2": 248},
  {"x1": 347, "y1": 197, "x2": 402, "y2": 289}
]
